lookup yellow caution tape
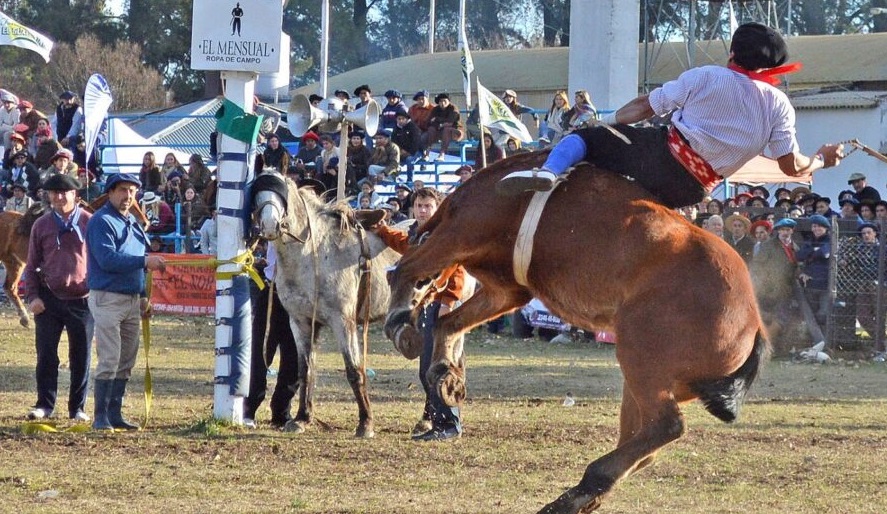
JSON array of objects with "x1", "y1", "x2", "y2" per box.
[{"x1": 22, "y1": 422, "x2": 91, "y2": 434}]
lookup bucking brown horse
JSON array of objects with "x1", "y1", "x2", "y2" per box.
[
  {"x1": 0, "y1": 210, "x2": 32, "y2": 327},
  {"x1": 384, "y1": 151, "x2": 767, "y2": 513}
]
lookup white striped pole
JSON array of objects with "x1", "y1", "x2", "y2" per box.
[{"x1": 213, "y1": 71, "x2": 256, "y2": 423}]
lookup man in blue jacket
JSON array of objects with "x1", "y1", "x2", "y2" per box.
[{"x1": 86, "y1": 174, "x2": 166, "y2": 430}]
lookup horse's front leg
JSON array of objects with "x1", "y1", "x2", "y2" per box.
[
  {"x1": 4, "y1": 261, "x2": 29, "y2": 328},
  {"x1": 334, "y1": 317, "x2": 374, "y2": 438},
  {"x1": 427, "y1": 285, "x2": 531, "y2": 408},
  {"x1": 285, "y1": 317, "x2": 316, "y2": 434}
]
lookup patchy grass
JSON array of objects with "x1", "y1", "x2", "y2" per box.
[{"x1": 0, "y1": 312, "x2": 885, "y2": 513}]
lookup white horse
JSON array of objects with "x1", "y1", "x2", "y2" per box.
[{"x1": 252, "y1": 172, "x2": 400, "y2": 437}]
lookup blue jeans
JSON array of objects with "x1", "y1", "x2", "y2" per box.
[
  {"x1": 419, "y1": 302, "x2": 461, "y2": 429},
  {"x1": 33, "y1": 290, "x2": 91, "y2": 416}
]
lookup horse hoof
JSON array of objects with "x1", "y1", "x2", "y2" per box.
[
  {"x1": 283, "y1": 420, "x2": 307, "y2": 434},
  {"x1": 19, "y1": 317, "x2": 30, "y2": 328},
  {"x1": 430, "y1": 363, "x2": 466, "y2": 408},
  {"x1": 355, "y1": 425, "x2": 375, "y2": 439},
  {"x1": 393, "y1": 324, "x2": 422, "y2": 360}
]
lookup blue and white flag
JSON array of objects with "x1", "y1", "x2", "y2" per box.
[
  {"x1": 83, "y1": 74, "x2": 113, "y2": 170},
  {"x1": 0, "y1": 12, "x2": 53, "y2": 62}
]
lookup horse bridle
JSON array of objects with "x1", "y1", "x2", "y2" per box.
[{"x1": 253, "y1": 189, "x2": 313, "y2": 244}]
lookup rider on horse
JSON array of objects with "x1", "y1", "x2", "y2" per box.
[{"x1": 498, "y1": 22, "x2": 845, "y2": 208}]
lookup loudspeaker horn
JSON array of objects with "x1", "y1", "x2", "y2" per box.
[
  {"x1": 287, "y1": 94, "x2": 329, "y2": 137},
  {"x1": 343, "y1": 99, "x2": 380, "y2": 136}
]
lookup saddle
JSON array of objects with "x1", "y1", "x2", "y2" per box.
[{"x1": 353, "y1": 209, "x2": 386, "y2": 229}]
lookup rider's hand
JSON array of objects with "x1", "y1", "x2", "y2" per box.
[{"x1": 817, "y1": 143, "x2": 845, "y2": 168}]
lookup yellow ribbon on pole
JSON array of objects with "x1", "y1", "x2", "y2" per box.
[
  {"x1": 139, "y1": 250, "x2": 263, "y2": 430},
  {"x1": 142, "y1": 270, "x2": 154, "y2": 428}
]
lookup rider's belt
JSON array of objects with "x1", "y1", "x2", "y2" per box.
[{"x1": 667, "y1": 126, "x2": 721, "y2": 193}]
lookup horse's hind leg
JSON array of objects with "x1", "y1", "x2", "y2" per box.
[
  {"x1": 3, "y1": 259, "x2": 29, "y2": 328},
  {"x1": 539, "y1": 387, "x2": 685, "y2": 514},
  {"x1": 334, "y1": 319, "x2": 374, "y2": 438},
  {"x1": 428, "y1": 285, "x2": 531, "y2": 408}
]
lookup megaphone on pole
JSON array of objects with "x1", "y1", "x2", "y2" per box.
[{"x1": 288, "y1": 94, "x2": 380, "y2": 137}]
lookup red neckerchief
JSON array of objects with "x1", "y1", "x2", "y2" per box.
[
  {"x1": 728, "y1": 62, "x2": 803, "y2": 86},
  {"x1": 779, "y1": 239, "x2": 797, "y2": 264}
]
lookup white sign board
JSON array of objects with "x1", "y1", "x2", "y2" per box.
[{"x1": 190, "y1": 0, "x2": 283, "y2": 73}]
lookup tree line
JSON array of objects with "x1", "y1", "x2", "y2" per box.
[{"x1": 0, "y1": 0, "x2": 882, "y2": 113}]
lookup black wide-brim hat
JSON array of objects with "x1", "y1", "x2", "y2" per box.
[{"x1": 730, "y1": 22, "x2": 788, "y2": 70}]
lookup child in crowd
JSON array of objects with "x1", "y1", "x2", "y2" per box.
[{"x1": 356, "y1": 180, "x2": 382, "y2": 208}]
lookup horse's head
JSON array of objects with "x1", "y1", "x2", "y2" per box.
[
  {"x1": 251, "y1": 172, "x2": 290, "y2": 241},
  {"x1": 383, "y1": 267, "x2": 440, "y2": 360},
  {"x1": 253, "y1": 189, "x2": 287, "y2": 240}
]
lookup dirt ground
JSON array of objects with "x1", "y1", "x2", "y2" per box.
[{"x1": 1, "y1": 314, "x2": 885, "y2": 513}]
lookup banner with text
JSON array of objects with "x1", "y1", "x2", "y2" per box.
[
  {"x1": 151, "y1": 254, "x2": 216, "y2": 316},
  {"x1": 190, "y1": 0, "x2": 283, "y2": 73}
]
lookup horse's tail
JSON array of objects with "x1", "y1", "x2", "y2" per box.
[{"x1": 691, "y1": 328, "x2": 768, "y2": 423}]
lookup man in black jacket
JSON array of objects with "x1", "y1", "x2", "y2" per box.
[
  {"x1": 847, "y1": 172, "x2": 881, "y2": 205},
  {"x1": 391, "y1": 110, "x2": 424, "y2": 183}
]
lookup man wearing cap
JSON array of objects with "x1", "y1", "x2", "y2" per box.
[
  {"x1": 847, "y1": 172, "x2": 881, "y2": 205},
  {"x1": 3, "y1": 150, "x2": 40, "y2": 200},
  {"x1": 333, "y1": 89, "x2": 351, "y2": 105},
  {"x1": 353, "y1": 85, "x2": 373, "y2": 111},
  {"x1": 839, "y1": 197, "x2": 862, "y2": 223},
  {"x1": 86, "y1": 174, "x2": 166, "y2": 430},
  {"x1": 51, "y1": 91, "x2": 83, "y2": 149},
  {"x1": 724, "y1": 213, "x2": 755, "y2": 263},
  {"x1": 24, "y1": 174, "x2": 92, "y2": 422},
  {"x1": 425, "y1": 93, "x2": 463, "y2": 161},
  {"x1": 5, "y1": 181, "x2": 33, "y2": 214},
  {"x1": 395, "y1": 184, "x2": 413, "y2": 216},
  {"x1": 409, "y1": 90, "x2": 434, "y2": 136},
  {"x1": 367, "y1": 128, "x2": 400, "y2": 182},
  {"x1": 391, "y1": 109, "x2": 424, "y2": 183},
  {"x1": 0, "y1": 92, "x2": 20, "y2": 150},
  {"x1": 499, "y1": 22, "x2": 845, "y2": 208},
  {"x1": 381, "y1": 90, "x2": 407, "y2": 131},
  {"x1": 42, "y1": 148, "x2": 77, "y2": 186}
]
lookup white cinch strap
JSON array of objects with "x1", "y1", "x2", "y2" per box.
[{"x1": 512, "y1": 179, "x2": 564, "y2": 287}]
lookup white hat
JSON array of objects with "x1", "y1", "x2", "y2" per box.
[{"x1": 141, "y1": 192, "x2": 161, "y2": 205}]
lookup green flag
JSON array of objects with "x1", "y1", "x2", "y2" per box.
[{"x1": 215, "y1": 99, "x2": 263, "y2": 144}]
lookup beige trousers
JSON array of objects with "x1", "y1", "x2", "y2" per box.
[{"x1": 89, "y1": 291, "x2": 141, "y2": 380}]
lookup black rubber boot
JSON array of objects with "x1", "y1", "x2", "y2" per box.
[
  {"x1": 91, "y1": 379, "x2": 113, "y2": 431},
  {"x1": 108, "y1": 379, "x2": 140, "y2": 430}
]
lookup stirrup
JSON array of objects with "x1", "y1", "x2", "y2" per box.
[{"x1": 496, "y1": 168, "x2": 557, "y2": 196}]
